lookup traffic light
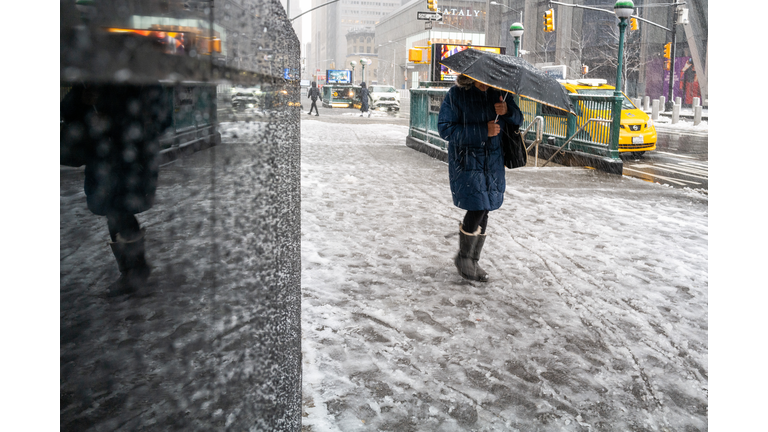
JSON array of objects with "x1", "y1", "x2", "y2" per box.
[
  {"x1": 663, "y1": 42, "x2": 671, "y2": 59},
  {"x1": 543, "y1": 8, "x2": 555, "y2": 32},
  {"x1": 427, "y1": 0, "x2": 437, "y2": 11},
  {"x1": 630, "y1": 17, "x2": 638, "y2": 31},
  {"x1": 665, "y1": 60, "x2": 671, "y2": 71}
]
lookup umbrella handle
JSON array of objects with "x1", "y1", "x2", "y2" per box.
[{"x1": 494, "y1": 92, "x2": 509, "y2": 123}]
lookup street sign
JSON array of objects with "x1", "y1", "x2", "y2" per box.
[
  {"x1": 425, "y1": 21, "x2": 432, "y2": 29},
  {"x1": 417, "y1": 11, "x2": 442, "y2": 20}
]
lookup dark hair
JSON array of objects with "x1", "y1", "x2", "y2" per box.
[
  {"x1": 361, "y1": 82, "x2": 367, "y2": 88},
  {"x1": 311, "y1": 81, "x2": 317, "y2": 87}
]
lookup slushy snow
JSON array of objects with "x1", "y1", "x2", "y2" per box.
[{"x1": 221, "y1": 118, "x2": 708, "y2": 431}]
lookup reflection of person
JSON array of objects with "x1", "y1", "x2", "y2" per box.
[
  {"x1": 307, "y1": 81, "x2": 320, "y2": 116},
  {"x1": 60, "y1": 84, "x2": 173, "y2": 296},
  {"x1": 359, "y1": 81, "x2": 372, "y2": 117},
  {"x1": 679, "y1": 58, "x2": 701, "y2": 107},
  {"x1": 437, "y1": 74, "x2": 523, "y2": 282},
  {"x1": 154, "y1": 31, "x2": 184, "y2": 54}
]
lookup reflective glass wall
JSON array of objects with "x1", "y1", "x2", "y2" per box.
[{"x1": 60, "y1": 0, "x2": 302, "y2": 429}]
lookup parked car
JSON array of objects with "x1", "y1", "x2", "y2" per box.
[
  {"x1": 369, "y1": 85, "x2": 400, "y2": 111},
  {"x1": 232, "y1": 92, "x2": 259, "y2": 111}
]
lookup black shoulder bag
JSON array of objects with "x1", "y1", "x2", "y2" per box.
[{"x1": 500, "y1": 123, "x2": 528, "y2": 169}]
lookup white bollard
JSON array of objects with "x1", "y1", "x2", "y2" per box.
[
  {"x1": 692, "y1": 97, "x2": 700, "y2": 107},
  {"x1": 659, "y1": 96, "x2": 666, "y2": 110},
  {"x1": 652, "y1": 99, "x2": 659, "y2": 120},
  {"x1": 632, "y1": 97, "x2": 641, "y2": 108},
  {"x1": 694, "y1": 106, "x2": 702, "y2": 125},
  {"x1": 643, "y1": 96, "x2": 650, "y2": 111},
  {"x1": 675, "y1": 96, "x2": 682, "y2": 106},
  {"x1": 672, "y1": 103, "x2": 680, "y2": 124}
]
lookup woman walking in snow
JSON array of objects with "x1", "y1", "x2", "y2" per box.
[
  {"x1": 359, "y1": 81, "x2": 372, "y2": 117},
  {"x1": 437, "y1": 74, "x2": 523, "y2": 282}
]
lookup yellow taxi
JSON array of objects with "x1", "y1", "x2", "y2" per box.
[{"x1": 560, "y1": 79, "x2": 656, "y2": 155}]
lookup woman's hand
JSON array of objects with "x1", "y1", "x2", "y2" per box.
[
  {"x1": 494, "y1": 95, "x2": 508, "y2": 116},
  {"x1": 487, "y1": 120, "x2": 500, "y2": 137}
]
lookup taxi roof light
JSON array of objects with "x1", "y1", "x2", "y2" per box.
[{"x1": 576, "y1": 78, "x2": 607, "y2": 87}]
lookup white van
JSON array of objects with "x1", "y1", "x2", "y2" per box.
[{"x1": 369, "y1": 85, "x2": 400, "y2": 111}]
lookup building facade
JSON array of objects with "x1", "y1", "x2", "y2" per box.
[
  {"x1": 307, "y1": 0, "x2": 403, "y2": 83},
  {"x1": 486, "y1": 0, "x2": 708, "y2": 103},
  {"x1": 307, "y1": 0, "x2": 706, "y2": 101},
  {"x1": 345, "y1": 28, "x2": 379, "y2": 84},
  {"x1": 376, "y1": 0, "x2": 489, "y2": 89}
]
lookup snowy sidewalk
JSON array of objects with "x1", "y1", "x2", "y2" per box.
[{"x1": 299, "y1": 119, "x2": 708, "y2": 431}]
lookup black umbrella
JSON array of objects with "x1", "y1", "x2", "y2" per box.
[{"x1": 440, "y1": 48, "x2": 576, "y2": 115}]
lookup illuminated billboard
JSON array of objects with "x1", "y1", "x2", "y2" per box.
[
  {"x1": 430, "y1": 44, "x2": 506, "y2": 82},
  {"x1": 105, "y1": 28, "x2": 222, "y2": 56},
  {"x1": 326, "y1": 69, "x2": 352, "y2": 84}
]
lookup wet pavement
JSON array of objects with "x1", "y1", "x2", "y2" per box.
[{"x1": 622, "y1": 128, "x2": 708, "y2": 190}]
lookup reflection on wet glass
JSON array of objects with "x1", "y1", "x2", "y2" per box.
[{"x1": 60, "y1": 0, "x2": 301, "y2": 429}]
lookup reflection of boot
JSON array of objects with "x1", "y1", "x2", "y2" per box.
[
  {"x1": 107, "y1": 228, "x2": 151, "y2": 296},
  {"x1": 454, "y1": 224, "x2": 488, "y2": 282}
]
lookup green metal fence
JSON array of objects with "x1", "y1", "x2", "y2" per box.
[
  {"x1": 408, "y1": 86, "x2": 623, "y2": 162},
  {"x1": 519, "y1": 94, "x2": 622, "y2": 160},
  {"x1": 408, "y1": 87, "x2": 451, "y2": 151}
]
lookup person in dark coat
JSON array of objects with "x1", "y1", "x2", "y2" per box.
[
  {"x1": 61, "y1": 83, "x2": 173, "y2": 295},
  {"x1": 359, "y1": 81, "x2": 372, "y2": 117},
  {"x1": 438, "y1": 74, "x2": 523, "y2": 282},
  {"x1": 307, "y1": 81, "x2": 321, "y2": 116}
]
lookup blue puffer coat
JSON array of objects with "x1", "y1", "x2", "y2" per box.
[{"x1": 438, "y1": 85, "x2": 523, "y2": 211}]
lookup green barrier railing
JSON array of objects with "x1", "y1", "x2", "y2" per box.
[
  {"x1": 409, "y1": 86, "x2": 622, "y2": 162},
  {"x1": 408, "y1": 87, "x2": 451, "y2": 151},
  {"x1": 519, "y1": 94, "x2": 622, "y2": 160}
]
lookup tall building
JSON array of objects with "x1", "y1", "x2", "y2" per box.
[{"x1": 307, "y1": 0, "x2": 403, "y2": 83}]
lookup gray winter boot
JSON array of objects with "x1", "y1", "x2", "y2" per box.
[
  {"x1": 454, "y1": 224, "x2": 489, "y2": 282},
  {"x1": 107, "y1": 228, "x2": 151, "y2": 296},
  {"x1": 470, "y1": 232, "x2": 489, "y2": 281}
]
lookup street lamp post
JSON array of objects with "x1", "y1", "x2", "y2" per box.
[
  {"x1": 360, "y1": 58, "x2": 371, "y2": 84},
  {"x1": 509, "y1": 23, "x2": 524, "y2": 57},
  {"x1": 350, "y1": 60, "x2": 357, "y2": 85},
  {"x1": 613, "y1": 0, "x2": 634, "y2": 97}
]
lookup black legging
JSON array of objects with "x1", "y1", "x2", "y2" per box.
[
  {"x1": 107, "y1": 212, "x2": 142, "y2": 242},
  {"x1": 463, "y1": 210, "x2": 489, "y2": 235},
  {"x1": 308, "y1": 100, "x2": 319, "y2": 115}
]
